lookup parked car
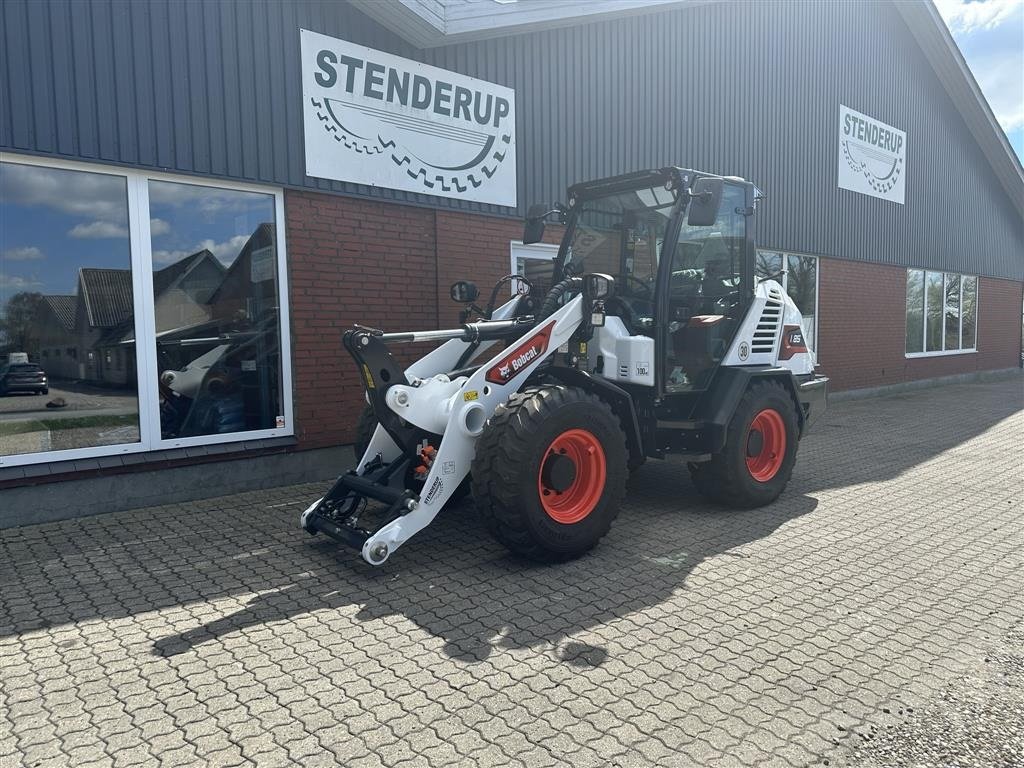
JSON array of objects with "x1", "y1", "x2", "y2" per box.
[{"x1": 0, "y1": 363, "x2": 48, "y2": 395}]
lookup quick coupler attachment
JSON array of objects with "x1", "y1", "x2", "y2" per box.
[{"x1": 302, "y1": 462, "x2": 418, "y2": 553}]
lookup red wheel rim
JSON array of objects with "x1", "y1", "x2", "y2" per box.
[
  {"x1": 745, "y1": 409, "x2": 786, "y2": 482},
  {"x1": 537, "y1": 428, "x2": 607, "y2": 524}
]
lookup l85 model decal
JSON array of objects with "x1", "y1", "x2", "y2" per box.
[{"x1": 485, "y1": 321, "x2": 555, "y2": 385}]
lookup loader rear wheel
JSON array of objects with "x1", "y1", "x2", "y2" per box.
[
  {"x1": 689, "y1": 380, "x2": 798, "y2": 508},
  {"x1": 471, "y1": 386, "x2": 627, "y2": 562}
]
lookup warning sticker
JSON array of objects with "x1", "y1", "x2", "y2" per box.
[{"x1": 463, "y1": 390, "x2": 479, "y2": 401}]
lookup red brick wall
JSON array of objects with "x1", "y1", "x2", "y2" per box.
[
  {"x1": 287, "y1": 192, "x2": 1021, "y2": 447},
  {"x1": 817, "y1": 257, "x2": 1023, "y2": 392},
  {"x1": 286, "y1": 191, "x2": 440, "y2": 449},
  {"x1": 285, "y1": 192, "x2": 554, "y2": 449}
]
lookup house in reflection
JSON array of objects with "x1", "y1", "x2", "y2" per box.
[{"x1": 35, "y1": 240, "x2": 252, "y2": 387}]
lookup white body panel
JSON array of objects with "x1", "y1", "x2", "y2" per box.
[
  {"x1": 591, "y1": 317, "x2": 656, "y2": 386},
  {"x1": 721, "y1": 280, "x2": 814, "y2": 375}
]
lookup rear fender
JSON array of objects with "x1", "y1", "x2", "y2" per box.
[{"x1": 692, "y1": 367, "x2": 809, "y2": 452}]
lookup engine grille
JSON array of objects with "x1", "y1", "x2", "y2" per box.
[{"x1": 752, "y1": 288, "x2": 784, "y2": 354}]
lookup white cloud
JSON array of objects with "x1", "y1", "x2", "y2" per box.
[
  {"x1": 68, "y1": 220, "x2": 130, "y2": 239},
  {"x1": 0, "y1": 162, "x2": 128, "y2": 224},
  {"x1": 149, "y1": 218, "x2": 171, "y2": 236},
  {"x1": 934, "y1": 0, "x2": 1021, "y2": 33},
  {"x1": 148, "y1": 181, "x2": 272, "y2": 219},
  {"x1": 1, "y1": 246, "x2": 44, "y2": 261},
  {"x1": 0, "y1": 274, "x2": 43, "y2": 291},
  {"x1": 152, "y1": 234, "x2": 251, "y2": 266},
  {"x1": 972, "y1": 50, "x2": 1024, "y2": 132}
]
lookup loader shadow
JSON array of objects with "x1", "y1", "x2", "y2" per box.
[
  {"x1": 149, "y1": 378, "x2": 1024, "y2": 662},
  {"x1": 152, "y1": 482, "x2": 818, "y2": 663}
]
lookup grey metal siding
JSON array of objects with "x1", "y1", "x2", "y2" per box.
[{"x1": 1, "y1": 0, "x2": 1021, "y2": 279}]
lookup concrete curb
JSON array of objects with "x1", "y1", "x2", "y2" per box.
[
  {"x1": 829, "y1": 367, "x2": 1022, "y2": 402},
  {"x1": 1, "y1": 444, "x2": 350, "y2": 529}
]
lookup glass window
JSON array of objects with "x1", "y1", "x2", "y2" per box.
[
  {"x1": 907, "y1": 268, "x2": 978, "y2": 355},
  {"x1": 148, "y1": 180, "x2": 284, "y2": 440},
  {"x1": 905, "y1": 269, "x2": 925, "y2": 353},
  {"x1": 786, "y1": 254, "x2": 817, "y2": 352},
  {"x1": 925, "y1": 271, "x2": 944, "y2": 352},
  {"x1": 755, "y1": 251, "x2": 783, "y2": 280},
  {"x1": 511, "y1": 242, "x2": 557, "y2": 296},
  {"x1": 666, "y1": 183, "x2": 747, "y2": 391},
  {"x1": 961, "y1": 276, "x2": 977, "y2": 349},
  {"x1": 944, "y1": 273, "x2": 960, "y2": 351},
  {"x1": 1, "y1": 162, "x2": 139, "y2": 458}
]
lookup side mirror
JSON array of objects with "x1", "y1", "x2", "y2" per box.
[
  {"x1": 522, "y1": 203, "x2": 548, "y2": 245},
  {"x1": 686, "y1": 177, "x2": 725, "y2": 227},
  {"x1": 583, "y1": 273, "x2": 615, "y2": 300},
  {"x1": 449, "y1": 280, "x2": 479, "y2": 304}
]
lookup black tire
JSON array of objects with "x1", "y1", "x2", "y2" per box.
[
  {"x1": 353, "y1": 403, "x2": 470, "y2": 503},
  {"x1": 352, "y1": 404, "x2": 378, "y2": 460},
  {"x1": 689, "y1": 380, "x2": 799, "y2": 508},
  {"x1": 471, "y1": 385, "x2": 628, "y2": 562}
]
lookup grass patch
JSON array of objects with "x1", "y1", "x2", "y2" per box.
[{"x1": 0, "y1": 413, "x2": 138, "y2": 437}]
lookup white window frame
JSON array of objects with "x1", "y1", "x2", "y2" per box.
[
  {"x1": 510, "y1": 240, "x2": 558, "y2": 293},
  {"x1": 904, "y1": 268, "x2": 978, "y2": 358},
  {"x1": 0, "y1": 152, "x2": 295, "y2": 468}
]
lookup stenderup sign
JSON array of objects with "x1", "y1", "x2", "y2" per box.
[
  {"x1": 301, "y1": 29, "x2": 518, "y2": 207},
  {"x1": 838, "y1": 104, "x2": 907, "y2": 205}
]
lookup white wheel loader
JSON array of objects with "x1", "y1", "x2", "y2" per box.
[{"x1": 301, "y1": 168, "x2": 828, "y2": 565}]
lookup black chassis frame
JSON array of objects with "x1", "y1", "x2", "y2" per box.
[{"x1": 540, "y1": 166, "x2": 827, "y2": 463}]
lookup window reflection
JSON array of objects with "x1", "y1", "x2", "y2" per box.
[
  {"x1": 0, "y1": 162, "x2": 140, "y2": 457},
  {"x1": 148, "y1": 181, "x2": 284, "y2": 439}
]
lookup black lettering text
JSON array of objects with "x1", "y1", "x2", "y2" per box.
[
  {"x1": 314, "y1": 50, "x2": 337, "y2": 88},
  {"x1": 434, "y1": 81, "x2": 452, "y2": 116},
  {"x1": 364, "y1": 62, "x2": 385, "y2": 99},
  {"x1": 386, "y1": 68, "x2": 409, "y2": 105},
  {"x1": 493, "y1": 96, "x2": 510, "y2": 128},
  {"x1": 411, "y1": 75, "x2": 432, "y2": 109},
  {"x1": 338, "y1": 55, "x2": 364, "y2": 93}
]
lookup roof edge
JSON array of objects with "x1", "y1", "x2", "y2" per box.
[{"x1": 894, "y1": 1, "x2": 1024, "y2": 218}]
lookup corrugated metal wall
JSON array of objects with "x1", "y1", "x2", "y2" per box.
[{"x1": 2, "y1": 0, "x2": 1021, "y2": 279}]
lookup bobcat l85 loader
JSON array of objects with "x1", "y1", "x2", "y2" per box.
[{"x1": 301, "y1": 168, "x2": 828, "y2": 565}]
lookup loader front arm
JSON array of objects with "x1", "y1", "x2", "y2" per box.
[{"x1": 301, "y1": 295, "x2": 587, "y2": 565}]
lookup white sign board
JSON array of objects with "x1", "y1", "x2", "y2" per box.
[
  {"x1": 300, "y1": 29, "x2": 517, "y2": 207},
  {"x1": 837, "y1": 105, "x2": 906, "y2": 204}
]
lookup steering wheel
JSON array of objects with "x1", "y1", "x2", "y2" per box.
[{"x1": 618, "y1": 275, "x2": 654, "y2": 300}]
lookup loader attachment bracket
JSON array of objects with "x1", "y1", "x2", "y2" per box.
[{"x1": 343, "y1": 326, "x2": 423, "y2": 456}]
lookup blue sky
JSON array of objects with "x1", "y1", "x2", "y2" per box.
[
  {"x1": 936, "y1": 0, "x2": 1024, "y2": 161},
  {"x1": 0, "y1": 163, "x2": 274, "y2": 308}
]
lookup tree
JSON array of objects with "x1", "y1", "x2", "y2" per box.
[{"x1": 0, "y1": 291, "x2": 47, "y2": 359}]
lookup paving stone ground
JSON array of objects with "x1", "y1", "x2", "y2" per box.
[{"x1": 2, "y1": 377, "x2": 1022, "y2": 768}]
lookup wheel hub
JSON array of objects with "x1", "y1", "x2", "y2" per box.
[
  {"x1": 746, "y1": 429, "x2": 764, "y2": 458},
  {"x1": 745, "y1": 409, "x2": 786, "y2": 482},
  {"x1": 541, "y1": 453, "x2": 577, "y2": 492},
  {"x1": 537, "y1": 428, "x2": 607, "y2": 524}
]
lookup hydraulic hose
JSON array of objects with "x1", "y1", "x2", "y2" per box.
[{"x1": 537, "y1": 277, "x2": 583, "y2": 323}]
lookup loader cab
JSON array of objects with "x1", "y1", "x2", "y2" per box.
[{"x1": 547, "y1": 168, "x2": 757, "y2": 399}]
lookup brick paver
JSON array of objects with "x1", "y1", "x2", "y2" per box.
[{"x1": 2, "y1": 377, "x2": 1022, "y2": 767}]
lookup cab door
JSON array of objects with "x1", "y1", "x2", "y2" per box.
[{"x1": 660, "y1": 182, "x2": 749, "y2": 393}]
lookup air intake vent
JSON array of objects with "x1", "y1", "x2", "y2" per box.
[
  {"x1": 752, "y1": 297, "x2": 783, "y2": 354},
  {"x1": 619, "y1": 363, "x2": 629, "y2": 378}
]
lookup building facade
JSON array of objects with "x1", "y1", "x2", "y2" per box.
[{"x1": 1, "y1": 0, "x2": 1021, "y2": 500}]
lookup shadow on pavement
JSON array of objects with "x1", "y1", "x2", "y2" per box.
[
  {"x1": 1, "y1": 377, "x2": 1018, "y2": 665},
  {"x1": 150, "y1": 487, "x2": 818, "y2": 662}
]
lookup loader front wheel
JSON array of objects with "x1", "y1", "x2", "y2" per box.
[
  {"x1": 353, "y1": 404, "x2": 378, "y2": 461},
  {"x1": 471, "y1": 386, "x2": 627, "y2": 562},
  {"x1": 689, "y1": 379, "x2": 798, "y2": 508}
]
